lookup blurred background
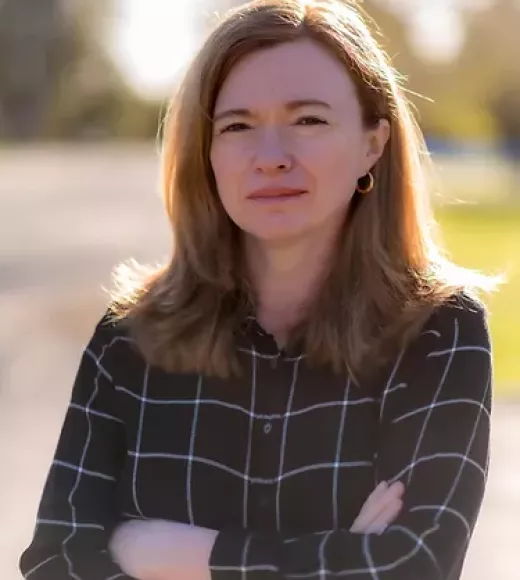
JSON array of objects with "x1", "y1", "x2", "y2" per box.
[{"x1": 0, "y1": 1, "x2": 518, "y2": 579}]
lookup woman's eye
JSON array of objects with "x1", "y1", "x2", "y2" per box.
[
  {"x1": 219, "y1": 122, "x2": 251, "y2": 134},
  {"x1": 296, "y1": 116, "x2": 328, "y2": 126}
]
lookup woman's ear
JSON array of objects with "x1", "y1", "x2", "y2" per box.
[{"x1": 361, "y1": 119, "x2": 390, "y2": 175}]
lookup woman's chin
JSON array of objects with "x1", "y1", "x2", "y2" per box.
[
  {"x1": 236, "y1": 212, "x2": 314, "y2": 242},
  {"x1": 243, "y1": 223, "x2": 312, "y2": 245}
]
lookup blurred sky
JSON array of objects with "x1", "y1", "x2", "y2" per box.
[{"x1": 111, "y1": 0, "x2": 495, "y2": 99}]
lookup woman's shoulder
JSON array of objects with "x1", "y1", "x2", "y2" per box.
[
  {"x1": 376, "y1": 291, "x2": 493, "y2": 406},
  {"x1": 85, "y1": 308, "x2": 141, "y2": 367},
  {"x1": 395, "y1": 290, "x2": 492, "y2": 385},
  {"x1": 425, "y1": 291, "x2": 490, "y2": 347},
  {"x1": 381, "y1": 291, "x2": 491, "y2": 383},
  {"x1": 91, "y1": 308, "x2": 130, "y2": 339},
  {"x1": 80, "y1": 309, "x2": 161, "y2": 393}
]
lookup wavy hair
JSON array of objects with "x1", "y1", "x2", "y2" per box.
[{"x1": 110, "y1": 0, "x2": 494, "y2": 381}]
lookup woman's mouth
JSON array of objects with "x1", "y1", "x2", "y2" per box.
[{"x1": 247, "y1": 187, "x2": 308, "y2": 203}]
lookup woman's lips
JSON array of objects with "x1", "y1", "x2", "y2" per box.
[{"x1": 247, "y1": 187, "x2": 308, "y2": 202}]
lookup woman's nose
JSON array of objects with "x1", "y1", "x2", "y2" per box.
[{"x1": 253, "y1": 131, "x2": 293, "y2": 174}]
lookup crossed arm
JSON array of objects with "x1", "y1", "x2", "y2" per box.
[
  {"x1": 19, "y1": 302, "x2": 492, "y2": 580},
  {"x1": 109, "y1": 481, "x2": 406, "y2": 580}
]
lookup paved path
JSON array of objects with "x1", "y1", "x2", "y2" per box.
[{"x1": 1, "y1": 145, "x2": 518, "y2": 579}]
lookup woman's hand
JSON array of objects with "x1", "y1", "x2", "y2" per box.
[
  {"x1": 109, "y1": 519, "x2": 217, "y2": 580},
  {"x1": 350, "y1": 480, "x2": 405, "y2": 534}
]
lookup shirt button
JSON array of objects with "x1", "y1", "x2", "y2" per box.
[{"x1": 263, "y1": 422, "x2": 272, "y2": 434}]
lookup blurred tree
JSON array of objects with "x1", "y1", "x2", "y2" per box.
[
  {"x1": 363, "y1": 2, "x2": 499, "y2": 141},
  {"x1": 45, "y1": 0, "x2": 160, "y2": 139},
  {"x1": 456, "y1": 0, "x2": 520, "y2": 156},
  {"x1": 0, "y1": 0, "x2": 72, "y2": 139},
  {"x1": 490, "y1": 88, "x2": 520, "y2": 158},
  {"x1": 0, "y1": 0, "x2": 160, "y2": 140}
]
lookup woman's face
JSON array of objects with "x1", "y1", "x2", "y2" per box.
[{"x1": 210, "y1": 39, "x2": 389, "y2": 244}]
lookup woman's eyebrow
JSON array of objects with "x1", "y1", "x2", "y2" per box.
[{"x1": 213, "y1": 98, "x2": 332, "y2": 123}]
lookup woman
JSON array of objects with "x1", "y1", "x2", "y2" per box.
[{"x1": 19, "y1": 1, "x2": 494, "y2": 579}]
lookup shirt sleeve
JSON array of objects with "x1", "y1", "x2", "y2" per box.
[
  {"x1": 19, "y1": 319, "x2": 136, "y2": 580},
  {"x1": 209, "y1": 297, "x2": 492, "y2": 580}
]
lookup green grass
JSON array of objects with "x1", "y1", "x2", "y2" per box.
[{"x1": 435, "y1": 204, "x2": 520, "y2": 397}]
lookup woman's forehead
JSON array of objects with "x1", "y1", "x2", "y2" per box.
[{"x1": 214, "y1": 39, "x2": 358, "y2": 113}]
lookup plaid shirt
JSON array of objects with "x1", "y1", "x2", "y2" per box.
[{"x1": 20, "y1": 294, "x2": 492, "y2": 580}]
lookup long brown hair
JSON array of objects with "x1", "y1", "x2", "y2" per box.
[{"x1": 110, "y1": 0, "x2": 493, "y2": 381}]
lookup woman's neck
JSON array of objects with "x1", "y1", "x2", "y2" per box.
[{"x1": 244, "y1": 231, "x2": 339, "y2": 345}]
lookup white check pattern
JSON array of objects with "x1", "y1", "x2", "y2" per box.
[{"x1": 20, "y1": 294, "x2": 492, "y2": 580}]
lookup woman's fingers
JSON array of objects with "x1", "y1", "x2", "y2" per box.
[
  {"x1": 366, "y1": 481, "x2": 390, "y2": 505},
  {"x1": 349, "y1": 482, "x2": 385, "y2": 533},
  {"x1": 356, "y1": 481, "x2": 402, "y2": 521},
  {"x1": 350, "y1": 481, "x2": 405, "y2": 533},
  {"x1": 358, "y1": 481, "x2": 390, "y2": 515},
  {"x1": 363, "y1": 496, "x2": 404, "y2": 534}
]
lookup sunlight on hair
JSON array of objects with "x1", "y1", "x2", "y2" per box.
[{"x1": 107, "y1": 258, "x2": 163, "y2": 307}]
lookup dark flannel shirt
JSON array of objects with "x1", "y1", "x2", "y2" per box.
[{"x1": 20, "y1": 294, "x2": 492, "y2": 580}]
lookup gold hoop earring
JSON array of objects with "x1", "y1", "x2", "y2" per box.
[{"x1": 357, "y1": 171, "x2": 374, "y2": 194}]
